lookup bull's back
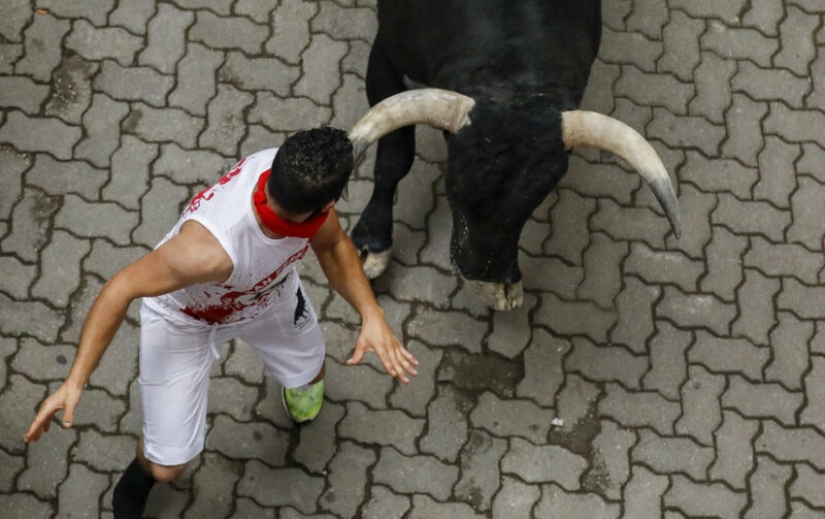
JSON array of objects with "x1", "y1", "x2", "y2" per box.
[{"x1": 376, "y1": 0, "x2": 601, "y2": 99}]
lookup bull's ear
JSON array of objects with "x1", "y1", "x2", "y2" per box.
[
  {"x1": 561, "y1": 110, "x2": 681, "y2": 238},
  {"x1": 348, "y1": 88, "x2": 476, "y2": 158}
]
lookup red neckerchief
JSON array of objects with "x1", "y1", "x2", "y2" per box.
[{"x1": 253, "y1": 170, "x2": 328, "y2": 238}]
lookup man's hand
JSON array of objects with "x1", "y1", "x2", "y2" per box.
[
  {"x1": 24, "y1": 383, "x2": 82, "y2": 444},
  {"x1": 347, "y1": 316, "x2": 419, "y2": 383}
]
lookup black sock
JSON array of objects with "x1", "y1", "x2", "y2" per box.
[{"x1": 113, "y1": 458, "x2": 156, "y2": 519}]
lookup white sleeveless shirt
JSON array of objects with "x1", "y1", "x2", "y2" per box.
[{"x1": 143, "y1": 149, "x2": 311, "y2": 328}]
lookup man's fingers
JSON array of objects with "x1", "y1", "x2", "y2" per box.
[
  {"x1": 62, "y1": 405, "x2": 75, "y2": 428},
  {"x1": 346, "y1": 344, "x2": 365, "y2": 366}
]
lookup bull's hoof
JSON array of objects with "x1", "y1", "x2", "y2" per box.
[
  {"x1": 361, "y1": 249, "x2": 392, "y2": 279},
  {"x1": 475, "y1": 280, "x2": 524, "y2": 311}
]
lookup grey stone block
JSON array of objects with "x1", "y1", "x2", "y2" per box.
[
  {"x1": 742, "y1": 0, "x2": 783, "y2": 35},
  {"x1": 265, "y1": 0, "x2": 317, "y2": 65},
  {"x1": 205, "y1": 414, "x2": 290, "y2": 464},
  {"x1": 516, "y1": 329, "x2": 569, "y2": 407},
  {"x1": 648, "y1": 107, "x2": 726, "y2": 156},
  {"x1": 585, "y1": 420, "x2": 635, "y2": 500},
  {"x1": 632, "y1": 429, "x2": 714, "y2": 480},
  {"x1": 778, "y1": 278, "x2": 825, "y2": 320},
  {"x1": 55, "y1": 194, "x2": 139, "y2": 246},
  {"x1": 611, "y1": 276, "x2": 660, "y2": 353},
  {"x1": 663, "y1": 475, "x2": 747, "y2": 519},
  {"x1": 801, "y1": 357, "x2": 825, "y2": 431},
  {"x1": 183, "y1": 453, "x2": 242, "y2": 519},
  {"x1": 17, "y1": 426, "x2": 76, "y2": 498},
  {"x1": 76, "y1": 93, "x2": 129, "y2": 167},
  {"x1": 190, "y1": 11, "x2": 268, "y2": 54},
  {"x1": 0, "y1": 77, "x2": 50, "y2": 115},
  {"x1": 406, "y1": 306, "x2": 486, "y2": 353},
  {"x1": 0, "y1": 111, "x2": 81, "y2": 159},
  {"x1": 0, "y1": 494, "x2": 52, "y2": 519},
  {"x1": 756, "y1": 420, "x2": 825, "y2": 470},
  {"x1": 419, "y1": 384, "x2": 471, "y2": 463},
  {"x1": 2, "y1": 187, "x2": 60, "y2": 262},
  {"x1": 454, "y1": 430, "x2": 507, "y2": 510},
  {"x1": 675, "y1": 365, "x2": 725, "y2": 446},
  {"x1": 236, "y1": 460, "x2": 325, "y2": 514},
  {"x1": 689, "y1": 52, "x2": 736, "y2": 124},
  {"x1": 732, "y1": 269, "x2": 780, "y2": 345},
  {"x1": 407, "y1": 494, "x2": 486, "y2": 519},
  {"x1": 535, "y1": 292, "x2": 616, "y2": 343},
  {"x1": 0, "y1": 294, "x2": 64, "y2": 344},
  {"x1": 598, "y1": 383, "x2": 681, "y2": 435},
  {"x1": 599, "y1": 27, "x2": 662, "y2": 72},
  {"x1": 373, "y1": 447, "x2": 459, "y2": 500},
  {"x1": 622, "y1": 465, "x2": 669, "y2": 518},
  {"x1": 295, "y1": 34, "x2": 348, "y2": 105},
  {"x1": 15, "y1": 13, "x2": 70, "y2": 82},
  {"x1": 339, "y1": 401, "x2": 424, "y2": 454},
  {"x1": 642, "y1": 322, "x2": 691, "y2": 400},
  {"x1": 746, "y1": 455, "x2": 793, "y2": 519},
  {"x1": 775, "y1": 6, "x2": 819, "y2": 76},
  {"x1": 324, "y1": 357, "x2": 392, "y2": 409},
  {"x1": 319, "y1": 441, "x2": 375, "y2": 518},
  {"x1": 788, "y1": 177, "x2": 825, "y2": 251},
  {"x1": 249, "y1": 93, "x2": 332, "y2": 132},
  {"x1": 766, "y1": 312, "x2": 813, "y2": 391},
  {"x1": 710, "y1": 411, "x2": 759, "y2": 490},
  {"x1": 615, "y1": 66, "x2": 693, "y2": 115},
  {"x1": 658, "y1": 10, "x2": 704, "y2": 81},
  {"x1": 169, "y1": 43, "x2": 223, "y2": 116},
  {"x1": 470, "y1": 392, "x2": 554, "y2": 444},
  {"x1": 578, "y1": 233, "x2": 628, "y2": 309},
  {"x1": 700, "y1": 225, "x2": 747, "y2": 302},
  {"x1": 688, "y1": 331, "x2": 770, "y2": 381},
  {"x1": 535, "y1": 484, "x2": 620, "y2": 518},
  {"x1": 139, "y1": 3, "x2": 193, "y2": 74},
  {"x1": 658, "y1": 287, "x2": 736, "y2": 336},
  {"x1": 293, "y1": 401, "x2": 345, "y2": 473},
  {"x1": 44, "y1": 54, "x2": 97, "y2": 125},
  {"x1": 388, "y1": 341, "x2": 441, "y2": 417},
  {"x1": 566, "y1": 337, "x2": 648, "y2": 388},
  {"x1": 65, "y1": 20, "x2": 142, "y2": 67},
  {"x1": 72, "y1": 429, "x2": 135, "y2": 472},
  {"x1": 311, "y1": 2, "x2": 377, "y2": 42},
  {"x1": 220, "y1": 51, "x2": 300, "y2": 98},
  {"x1": 491, "y1": 477, "x2": 541, "y2": 519},
  {"x1": 722, "y1": 375, "x2": 803, "y2": 426},
  {"x1": 764, "y1": 101, "x2": 825, "y2": 146},
  {"x1": 0, "y1": 0, "x2": 31, "y2": 42},
  {"x1": 0, "y1": 255, "x2": 36, "y2": 299},
  {"x1": 110, "y1": 0, "x2": 155, "y2": 34},
  {"x1": 701, "y1": 22, "x2": 778, "y2": 67},
  {"x1": 132, "y1": 176, "x2": 189, "y2": 248},
  {"x1": 27, "y1": 154, "x2": 108, "y2": 199},
  {"x1": 790, "y1": 464, "x2": 825, "y2": 509},
  {"x1": 200, "y1": 84, "x2": 255, "y2": 157}
]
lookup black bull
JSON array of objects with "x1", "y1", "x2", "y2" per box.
[{"x1": 345, "y1": 0, "x2": 681, "y2": 310}]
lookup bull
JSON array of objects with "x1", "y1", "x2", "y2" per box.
[{"x1": 345, "y1": 0, "x2": 681, "y2": 310}]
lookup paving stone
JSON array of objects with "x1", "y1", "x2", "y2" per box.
[
  {"x1": 320, "y1": 441, "x2": 376, "y2": 517},
  {"x1": 599, "y1": 383, "x2": 681, "y2": 435},
  {"x1": 373, "y1": 446, "x2": 459, "y2": 500},
  {"x1": 265, "y1": 0, "x2": 317, "y2": 64},
  {"x1": 0, "y1": 147, "x2": 28, "y2": 219},
  {"x1": 231, "y1": 497, "x2": 276, "y2": 519},
  {"x1": 0, "y1": 77, "x2": 50, "y2": 115},
  {"x1": 249, "y1": 93, "x2": 332, "y2": 132},
  {"x1": 124, "y1": 103, "x2": 204, "y2": 148},
  {"x1": 624, "y1": 243, "x2": 703, "y2": 294},
  {"x1": 0, "y1": 111, "x2": 81, "y2": 159},
  {"x1": 813, "y1": 322, "x2": 825, "y2": 356},
  {"x1": 681, "y1": 151, "x2": 758, "y2": 200},
  {"x1": 657, "y1": 287, "x2": 736, "y2": 335},
  {"x1": 723, "y1": 375, "x2": 804, "y2": 426},
  {"x1": 200, "y1": 84, "x2": 255, "y2": 157},
  {"x1": 219, "y1": 52, "x2": 299, "y2": 99},
  {"x1": 622, "y1": 465, "x2": 669, "y2": 518},
  {"x1": 520, "y1": 254, "x2": 584, "y2": 301},
  {"x1": 676, "y1": 364, "x2": 725, "y2": 446},
  {"x1": 811, "y1": 54, "x2": 825, "y2": 112},
  {"x1": 765, "y1": 312, "x2": 813, "y2": 391},
  {"x1": 689, "y1": 331, "x2": 770, "y2": 382},
  {"x1": 779, "y1": 278, "x2": 825, "y2": 320},
  {"x1": 733, "y1": 269, "x2": 780, "y2": 345},
  {"x1": 542, "y1": 189, "x2": 597, "y2": 265},
  {"x1": 17, "y1": 425, "x2": 75, "y2": 498},
  {"x1": 745, "y1": 455, "x2": 793, "y2": 519},
  {"x1": 223, "y1": 342, "x2": 264, "y2": 385},
  {"x1": 647, "y1": 106, "x2": 726, "y2": 156},
  {"x1": 44, "y1": 54, "x2": 98, "y2": 125},
  {"x1": 0, "y1": 337, "x2": 16, "y2": 392},
  {"x1": 642, "y1": 322, "x2": 691, "y2": 400},
  {"x1": 664, "y1": 475, "x2": 748, "y2": 519},
  {"x1": 0, "y1": 493, "x2": 53, "y2": 519},
  {"x1": 710, "y1": 410, "x2": 759, "y2": 490},
  {"x1": 454, "y1": 430, "x2": 507, "y2": 511},
  {"x1": 0, "y1": 254, "x2": 36, "y2": 299},
  {"x1": 665, "y1": 185, "x2": 716, "y2": 260},
  {"x1": 714, "y1": 192, "x2": 792, "y2": 242},
  {"x1": 325, "y1": 357, "x2": 392, "y2": 409},
  {"x1": 103, "y1": 136, "x2": 157, "y2": 209},
  {"x1": 516, "y1": 329, "x2": 569, "y2": 407},
  {"x1": 282, "y1": 399, "x2": 342, "y2": 473},
  {"x1": 153, "y1": 142, "x2": 231, "y2": 186},
  {"x1": 138, "y1": 3, "x2": 193, "y2": 74},
  {"x1": 406, "y1": 494, "x2": 486, "y2": 519},
  {"x1": 11, "y1": 338, "x2": 75, "y2": 383},
  {"x1": 419, "y1": 384, "x2": 471, "y2": 463},
  {"x1": 788, "y1": 501, "x2": 825, "y2": 519},
  {"x1": 28, "y1": 154, "x2": 108, "y2": 200},
  {"x1": 169, "y1": 43, "x2": 224, "y2": 116},
  {"x1": 501, "y1": 437, "x2": 587, "y2": 489},
  {"x1": 208, "y1": 377, "x2": 259, "y2": 422},
  {"x1": 742, "y1": 0, "x2": 783, "y2": 35},
  {"x1": 72, "y1": 429, "x2": 135, "y2": 472},
  {"x1": 491, "y1": 476, "x2": 541, "y2": 519},
  {"x1": 143, "y1": 483, "x2": 189, "y2": 519},
  {"x1": 253, "y1": 377, "x2": 295, "y2": 430},
  {"x1": 801, "y1": 356, "x2": 825, "y2": 431},
  {"x1": 689, "y1": 52, "x2": 736, "y2": 124},
  {"x1": 58, "y1": 462, "x2": 110, "y2": 519},
  {"x1": 611, "y1": 277, "x2": 660, "y2": 353},
  {"x1": 76, "y1": 93, "x2": 129, "y2": 167},
  {"x1": 565, "y1": 337, "x2": 648, "y2": 389},
  {"x1": 15, "y1": 13, "x2": 70, "y2": 82},
  {"x1": 599, "y1": 27, "x2": 662, "y2": 72},
  {"x1": 339, "y1": 401, "x2": 424, "y2": 455},
  {"x1": 0, "y1": 293, "x2": 64, "y2": 344},
  {"x1": 722, "y1": 94, "x2": 769, "y2": 167},
  {"x1": 406, "y1": 306, "x2": 487, "y2": 353},
  {"x1": 734, "y1": 62, "x2": 811, "y2": 110},
  {"x1": 577, "y1": 233, "x2": 628, "y2": 309},
  {"x1": 311, "y1": 2, "x2": 377, "y2": 42},
  {"x1": 658, "y1": 9, "x2": 704, "y2": 81},
  {"x1": 551, "y1": 374, "x2": 601, "y2": 442},
  {"x1": 36, "y1": 0, "x2": 115, "y2": 24},
  {"x1": 775, "y1": 5, "x2": 818, "y2": 76},
  {"x1": 699, "y1": 226, "x2": 745, "y2": 301},
  {"x1": 747, "y1": 236, "x2": 823, "y2": 286},
  {"x1": 389, "y1": 342, "x2": 442, "y2": 416},
  {"x1": 133, "y1": 176, "x2": 190, "y2": 248},
  {"x1": 237, "y1": 460, "x2": 325, "y2": 514},
  {"x1": 764, "y1": 102, "x2": 825, "y2": 146},
  {"x1": 534, "y1": 292, "x2": 616, "y2": 343},
  {"x1": 0, "y1": 0, "x2": 31, "y2": 41},
  {"x1": 235, "y1": 0, "x2": 277, "y2": 23},
  {"x1": 110, "y1": 0, "x2": 155, "y2": 35},
  {"x1": 634, "y1": 428, "x2": 715, "y2": 480},
  {"x1": 757, "y1": 421, "x2": 825, "y2": 470},
  {"x1": 787, "y1": 176, "x2": 825, "y2": 251},
  {"x1": 205, "y1": 414, "x2": 290, "y2": 464},
  {"x1": 65, "y1": 19, "x2": 142, "y2": 67},
  {"x1": 190, "y1": 11, "x2": 268, "y2": 54},
  {"x1": 0, "y1": 42, "x2": 23, "y2": 74},
  {"x1": 579, "y1": 58, "x2": 621, "y2": 115},
  {"x1": 360, "y1": 486, "x2": 411, "y2": 519},
  {"x1": 471, "y1": 391, "x2": 554, "y2": 444},
  {"x1": 535, "y1": 484, "x2": 620, "y2": 519},
  {"x1": 583, "y1": 420, "x2": 635, "y2": 500},
  {"x1": 184, "y1": 453, "x2": 242, "y2": 519},
  {"x1": 418, "y1": 195, "x2": 454, "y2": 272},
  {"x1": 701, "y1": 21, "x2": 778, "y2": 67},
  {"x1": 55, "y1": 194, "x2": 138, "y2": 246},
  {"x1": 790, "y1": 463, "x2": 825, "y2": 509},
  {"x1": 295, "y1": 34, "x2": 348, "y2": 105},
  {"x1": 560, "y1": 157, "x2": 639, "y2": 207},
  {"x1": 239, "y1": 125, "x2": 287, "y2": 159},
  {"x1": 0, "y1": 449, "x2": 24, "y2": 492},
  {"x1": 488, "y1": 293, "x2": 536, "y2": 359},
  {"x1": 614, "y1": 65, "x2": 693, "y2": 115},
  {"x1": 381, "y1": 265, "x2": 458, "y2": 309},
  {"x1": 623, "y1": 0, "x2": 667, "y2": 39},
  {"x1": 798, "y1": 144, "x2": 825, "y2": 184}
]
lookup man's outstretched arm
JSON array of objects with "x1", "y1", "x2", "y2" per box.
[
  {"x1": 24, "y1": 221, "x2": 232, "y2": 443},
  {"x1": 311, "y1": 209, "x2": 418, "y2": 383}
]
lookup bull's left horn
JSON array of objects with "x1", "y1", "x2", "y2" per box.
[
  {"x1": 562, "y1": 110, "x2": 682, "y2": 238},
  {"x1": 348, "y1": 88, "x2": 476, "y2": 158}
]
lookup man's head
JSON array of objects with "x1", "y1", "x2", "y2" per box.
[{"x1": 268, "y1": 127, "x2": 354, "y2": 215}]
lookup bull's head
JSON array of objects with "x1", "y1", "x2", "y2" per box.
[{"x1": 348, "y1": 89, "x2": 681, "y2": 310}]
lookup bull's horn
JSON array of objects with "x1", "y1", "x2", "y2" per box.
[
  {"x1": 348, "y1": 88, "x2": 476, "y2": 158},
  {"x1": 562, "y1": 110, "x2": 682, "y2": 238}
]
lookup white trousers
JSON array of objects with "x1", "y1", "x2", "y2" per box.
[{"x1": 138, "y1": 282, "x2": 324, "y2": 466}]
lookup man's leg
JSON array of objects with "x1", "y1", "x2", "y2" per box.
[
  {"x1": 113, "y1": 438, "x2": 189, "y2": 519},
  {"x1": 282, "y1": 362, "x2": 325, "y2": 422}
]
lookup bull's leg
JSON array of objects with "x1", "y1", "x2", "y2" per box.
[{"x1": 351, "y1": 42, "x2": 416, "y2": 278}]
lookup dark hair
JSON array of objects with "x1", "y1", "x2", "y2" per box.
[{"x1": 268, "y1": 127, "x2": 353, "y2": 215}]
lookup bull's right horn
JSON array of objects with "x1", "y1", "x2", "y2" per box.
[
  {"x1": 348, "y1": 88, "x2": 476, "y2": 158},
  {"x1": 562, "y1": 110, "x2": 682, "y2": 238}
]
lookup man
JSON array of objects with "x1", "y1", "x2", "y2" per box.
[{"x1": 24, "y1": 127, "x2": 418, "y2": 518}]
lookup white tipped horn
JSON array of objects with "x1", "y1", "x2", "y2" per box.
[
  {"x1": 348, "y1": 88, "x2": 476, "y2": 157},
  {"x1": 562, "y1": 110, "x2": 681, "y2": 237}
]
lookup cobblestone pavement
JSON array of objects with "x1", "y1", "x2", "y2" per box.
[{"x1": 2, "y1": 0, "x2": 825, "y2": 518}]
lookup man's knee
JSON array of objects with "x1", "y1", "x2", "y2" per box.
[{"x1": 148, "y1": 462, "x2": 188, "y2": 483}]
